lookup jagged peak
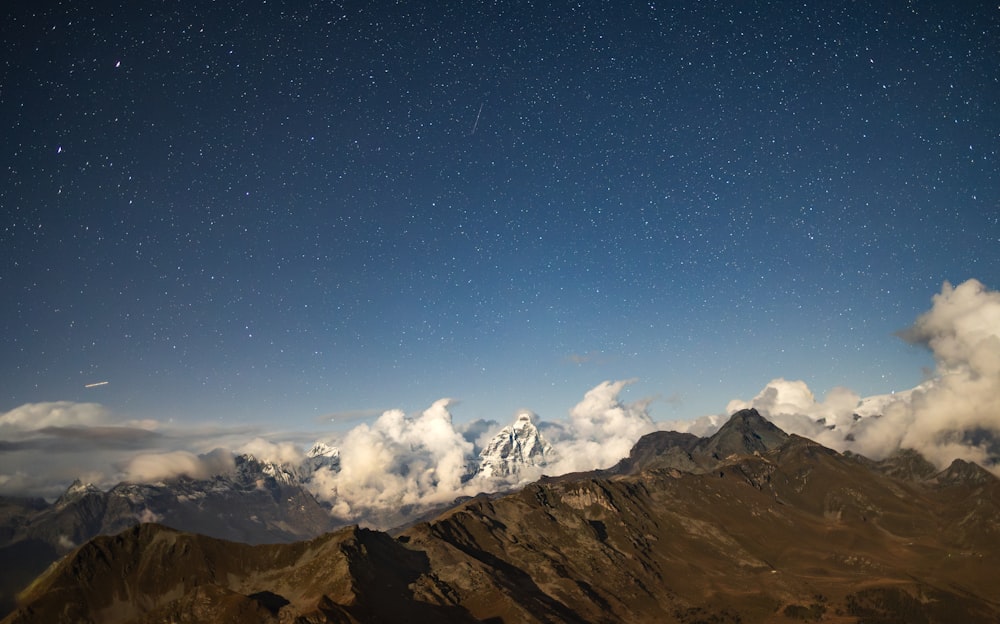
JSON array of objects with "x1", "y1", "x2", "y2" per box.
[
  {"x1": 474, "y1": 411, "x2": 554, "y2": 480},
  {"x1": 56, "y1": 479, "x2": 103, "y2": 505},
  {"x1": 235, "y1": 453, "x2": 298, "y2": 485},
  {"x1": 934, "y1": 458, "x2": 997, "y2": 486},
  {"x1": 66, "y1": 479, "x2": 101, "y2": 494},
  {"x1": 307, "y1": 441, "x2": 340, "y2": 458}
]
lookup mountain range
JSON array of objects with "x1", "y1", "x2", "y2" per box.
[
  {"x1": 0, "y1": 412, "x2": 552, "y2": 616},
  {"x1": 4, "y1": 408, "x2": 1000, "y2": 623}
]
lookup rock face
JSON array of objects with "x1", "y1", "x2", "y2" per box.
[
  {"x1": 6, "y1": 410, "x2": 1000, "y2": 624},
  {"x1": 474, "y1": 411, "x2": 554, "y2": 480}
]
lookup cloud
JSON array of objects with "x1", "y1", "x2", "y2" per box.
[
  {"x1": 542, "y1": 379, "x2": 657, "y2": 474},
  {"x1": 136, "y1": 508, "x2": 163, "y2": 524},
  {"x1": 311, "y1": 399, "x2": 474, "y2": 523},
  {"x1": 724, "y1": 379, "x2": 862, "y2": 449},
  {"x1": 121, "y1": 449, "x2": 235, "y2": 483},
  {"x1": 723, "y1": 279, "x2": 1000, "y2": 473},
  {"x1": 890, "y1": 279, "x2": 1000, "y2": 468},
  {"x1": 237, "y1": 438, "x2": 305, "y2": 466},
  {"x1": 455, "y1": 418, "x2": 502, "y2": 451},
  {"x1": 0, "y1": 402, "x2": 277, "y2": 498},
  {"x1": 0, "y1": 401, "x2": 111, "y2": 433},
  {"x1": 302, "y1": 383, "x2": 661, "y2": 526}
]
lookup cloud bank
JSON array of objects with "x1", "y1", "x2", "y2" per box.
[{"x1": 121, "y1": 449, "x2": 235, "y2": 484}]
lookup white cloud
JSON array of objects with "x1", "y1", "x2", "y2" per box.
[
  {"x1": 309, "y1": 398, "x2": 475, "y2": 523},
  {"x1": 543, "y1": 379, "x2": 657, "y2": 474},
  {"x1": 237, "y1": 438, "x2": 305, "y2": 466}
]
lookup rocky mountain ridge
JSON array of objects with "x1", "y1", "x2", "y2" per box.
[{"x1": 5, "y1": 408, "x2": 1000, "y2": 623}]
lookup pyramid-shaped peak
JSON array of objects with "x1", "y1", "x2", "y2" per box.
[
  {"x1": 728, "y1": 408, "x2": 775, "y2": 427},
  {"x1": 61, "y1": 479, "x2": 102, "y2": 498},
  {"x1": 475, "y1": 412, "x2": 553, "y2": 480},
  {"x1": 698, "y1": 408, "x2": 789, "y2": 459}
]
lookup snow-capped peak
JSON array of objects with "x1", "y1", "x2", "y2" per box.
[
  {"x1": 54, "y1": 479, "x2": 103, "y2": 508},
  {"x1": 307, "y1": 441, "x2": 339, "y2": 459},
  {"x1": 475, "y1": 411, "x2": 554, "y2": 480},
  {"x1": 301, "y1": 441, "x2": 341, "y2": 477},
  {"x1": 235, "y1": 454, "x2": 298, "y2": 486}
]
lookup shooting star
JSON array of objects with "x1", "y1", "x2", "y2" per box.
[
  {"x1": 84, "y1": 381, "x2": 109, "y2": 388},
  {"x1": 470, "y1": 102, "x2": 483, "y2": 135}
]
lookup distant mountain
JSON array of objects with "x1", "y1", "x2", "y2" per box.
[
  {"x1": 0, "y1": 453, "x2": 341, "y2": 617},
  {"x1": 473, "y1": 411, "x2": 554, "y2": 480},
  {"x1": 300, "y1": 442, "x2": 341, "y2": 477},
  {"x1": 7, "y1": 409, "x2": 1000, "y2": 623}
]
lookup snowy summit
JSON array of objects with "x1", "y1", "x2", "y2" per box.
[{"x1": 476, "y1": 411, "x2": 554, "y2": 480}]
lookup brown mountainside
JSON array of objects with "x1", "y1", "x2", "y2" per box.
[{"x1": 5, "y1": 409, "x2": 1000, "y2": 623}]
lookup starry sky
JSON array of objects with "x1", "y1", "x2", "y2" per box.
[{"x1": 3, "y1": 1, "x2": 998, "y2": 429}]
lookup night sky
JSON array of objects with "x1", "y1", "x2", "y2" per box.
[{"x1": 3, "y1": 1, "x2": 998, "y2": 429}]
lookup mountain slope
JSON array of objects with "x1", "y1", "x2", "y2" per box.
[
  {"x1": 5, "y1": 523, "x2": 478, "y2": 624},
  {"x1": 6, "y1": 410, "x2": 1000, "y2": 623},
  {"x1": 0, "y1": 456, "x2": 341, "y2": 618}
]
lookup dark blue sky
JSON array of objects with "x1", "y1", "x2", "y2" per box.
[{"x1": 3, "y1": 1, "x2": 997, "y2": 427}]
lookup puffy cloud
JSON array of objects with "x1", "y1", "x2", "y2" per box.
[
  {"x1": 890, "y1": 279, "x2": 1000, "y2": 468},
  {"x1": 0, "y1": 402, "x2": 164, "y2": 497},
  {"x1": 305, "y1": 384, "x2": 660, "y2": 526},
  {"x1": 900, "y1": 279, "x2": 1000, "y2": 376},
  {"x1": 543, "y1": 379, "x2": 656, "y2": 474},
  {"x1": 724, "y1": 379, "x2": 862, "y2": 450},
  {"x1": 664, "y1": 413, "x2": 725, "y2": 438},
  {"x1": 311, "y1": 399, "x2": 475, "y2": 524}
]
